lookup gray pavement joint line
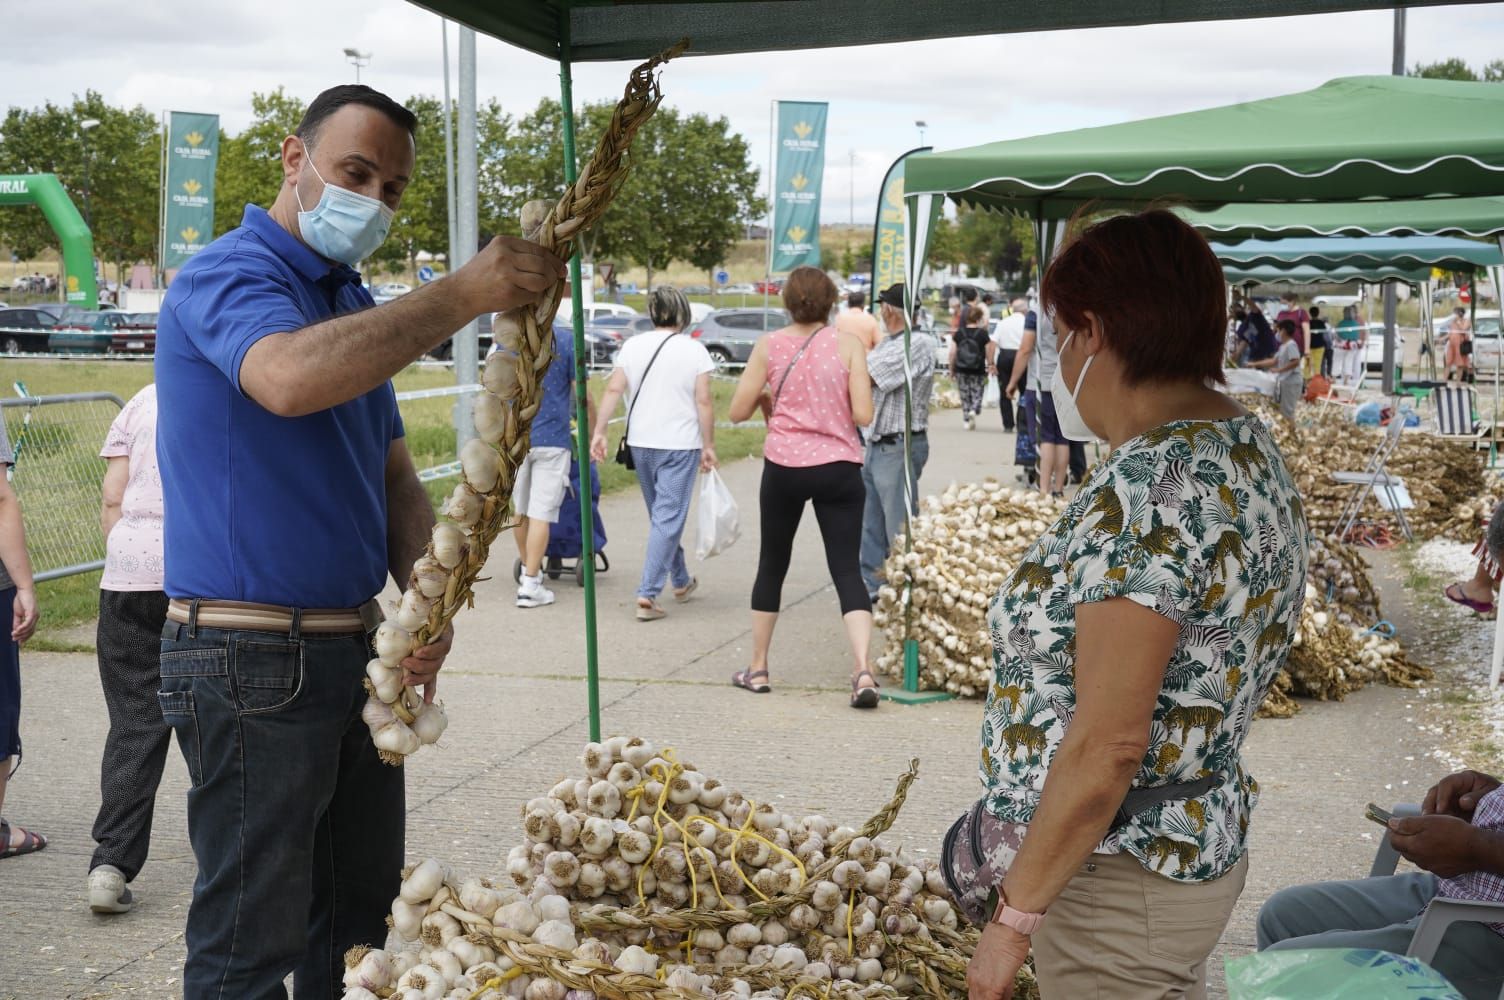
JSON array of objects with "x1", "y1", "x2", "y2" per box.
[{"x1": 69, "y1": 930, "x2": 186, "y2": 1000}]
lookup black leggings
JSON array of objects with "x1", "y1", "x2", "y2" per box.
[{"x1": 752, "y1": 460, "x2": 871, "y2": 615}]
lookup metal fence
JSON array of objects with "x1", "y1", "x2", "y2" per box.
[{"x1": 1, "y1": 392, "x2": 124, "y2": 581}]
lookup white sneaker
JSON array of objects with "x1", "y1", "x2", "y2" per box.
[
  {"x1": 516, "y1": 574, "x2": 556, "y2": 609},
  {"x1": 89, "y1": 864, "x2": 134, "y2": 914}
]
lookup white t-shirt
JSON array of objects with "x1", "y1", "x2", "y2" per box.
[
  {"x1": 616, "y1": 329, "x2": 715, "y2": 450},
  {"x1": 992, "y1": 312, "x2": 1025, "y2": 351}
]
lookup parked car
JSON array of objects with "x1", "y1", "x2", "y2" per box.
[
  {"x1": 590, "y1": 315, "x2": 657, "y2": 340},
  {"x1": 721, "y1": 283, "x2": 756, "y2": 295},
  {"x1": 681, "y1": 284, "x2": 711, "y2": 295},
  {"x1": 33, "y1": 302, "x2": 91, "y2": 326},
  {"x1": 372, "y1": 281, "x2": 412, "y2": 304},
  {"x1": 689, "y1": 307, "x2": 789, "y2": 366},
  {"x1": 753, "y1": 279, "x2": 783, "y2": 294},
  {"x1": 49, "y1": 311, "x2": 127, "y2": 354},
  {"x1": 0, "y1": 307, "x2": 54, "y2": 354},
  {"x1": 111, "y1": 312, "x2": 159, "y2": 355},
  {"x1": 557, "y1": 300, "x2": 639, "y2": 324}
]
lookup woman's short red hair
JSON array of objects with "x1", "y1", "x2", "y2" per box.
[
  {"x1": 1042, "y1": 209, "x2": 1226, "y2": 386},
  {"x1": 782, "y1": 266, "x2": 839, "y2": 324}
]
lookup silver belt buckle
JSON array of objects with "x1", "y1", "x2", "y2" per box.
[{"x1": 358, "y1": 598, "x2": 385, "y2": 637}]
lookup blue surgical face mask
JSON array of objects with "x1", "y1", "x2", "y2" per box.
[{"x1": 295, "y1": 151, "x2": 394, "y2": 266}]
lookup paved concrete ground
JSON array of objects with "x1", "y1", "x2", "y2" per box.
[{"x1": 0, "y1": 404, "x2": 1483, "y2": 999}]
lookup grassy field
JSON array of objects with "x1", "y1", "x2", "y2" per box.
[{"x1": 7, "y1": 358, "x2": 764, "y2": 651}]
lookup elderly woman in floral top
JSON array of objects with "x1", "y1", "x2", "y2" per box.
[{"x1": 967, "y1": 211, "x2": 1309, "y2": 1000}]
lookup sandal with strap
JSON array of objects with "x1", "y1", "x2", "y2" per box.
[
  {"x1": 636, "y1": 599, "x2": 667, "y2": 622},
  {"x1": 0, "y1": 818, "x2": 47, "y2": 859},
  {"x1": 850, "y1": 670, "x2": 880, "y2": 710},
  {"x1": 1444, "y1": 582, "x2": 1495, "y2": 615},
  {"x1": 731, "y1": 669, "x2": 771, "y2": 694},
  {"x1": 673, "y1": 578, "x2": 699, "y2": 604}
]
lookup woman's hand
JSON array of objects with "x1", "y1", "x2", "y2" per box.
[
  {"x1": 700, "y1": 446, "x2": 718, "y2": 472},
  {"x1": 967, "y1": 924, "x2": 1032, "y2": 1000},
  {"x1": 589, "y1": 432, "x2": 608, "y2": 463}
]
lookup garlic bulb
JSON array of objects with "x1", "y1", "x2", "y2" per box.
[
  {"x1": 401, "y1": 858, "x2": 447, "y2": 904},
  {"x1": 397, "y1": 964, "x2": 447, "y2": 1000},
  {"x1": 461, "y1": 439, "x2": 502, "y2": 493},
  {"x1": 374, "y1": 623, "x2": 414, "y2": 666},
  {"x1": 483, "y1": 352, "x2": 522, "y2": 400},
  {"x1": 440, "y1": 485, "x2": 483, "y2": 531},
  {"x1": 473, "y1": 391, "x2": 508, "y2": 443},
  {"x1": 412, "y1": 702, "x2": 448, "y2": 746},
  {"x1": 411, "y1": 556, "x2": 448, "y2": 599},
  {"x1": 532, "y1": 919, "x2": 577, "y2": 952},
  {"x1": 373, "y1": 720, "x2": 420, "y2": 757},
  {"x1": 431, "y1": 523, "x2": 466, "y2": 570},
  {"x1": 613, "y1": 945, "x2": 657, "y2": 976},
  {"x1": 361, "y1": 695, "x2": 398, "y2": 731},
  {"x1": 395, "y1": 590, "x2": 435, "y2": 632},
  {"x1": 520, "y1": 199, "x2": 552, "y2": 239}
]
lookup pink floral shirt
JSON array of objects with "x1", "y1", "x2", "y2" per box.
[{"x1": 100, "y1": 385, "x2": 164, "y2": 591}]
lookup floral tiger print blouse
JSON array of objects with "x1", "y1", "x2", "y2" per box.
[{"x1": 981, "y1": 414, "x2": 1308, "y2": 883}]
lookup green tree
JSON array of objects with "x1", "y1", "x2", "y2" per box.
[
  {"x1": 214, "y1": 88, "x2": 305, "y2": 236},
  {"x1": 370, "y1": 95, "x2": 455, "y2": 276},
  {"x1": 1485, "y1": 59, "x2": 1504, "y2": 82},
  {"x1": 1409, "y1": 57, "x2": 1480, "y2": 81},
  {"x1": 494, "y1": 98, "x2": 762, "y2": 287},
  {"x1": 0, "y1": 91, "x2": 159, "y2": 276},
  {"x1": 954, "y1": 204, "x2": 1033, "y2": 289}
]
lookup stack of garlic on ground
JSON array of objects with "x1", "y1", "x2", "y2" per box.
[
  {"x1": 873, "y1": 483, "x2": 1064, "y2": 697},
  {"x1": 340, "y1": 739, "x2": 1033, "y2": 1000}
]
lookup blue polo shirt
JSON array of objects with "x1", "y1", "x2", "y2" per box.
[{"x1": 155, "y1": 204, "x2": 404, "y2": 608}]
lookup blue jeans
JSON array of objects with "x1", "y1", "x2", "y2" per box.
[
  {"x1": 631, "y1": 446, "x2": 700, "y2": 600},
  {"x1": 860, "y1": 433, "x2": 930, "y2": 596},
  {"x1": 159, "y1": 618, "x2": 403, "y2": 999}
]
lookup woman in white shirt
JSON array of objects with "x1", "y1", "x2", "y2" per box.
[{"x1": 590, "y1": 287, "x2": 718, "y2": 621}]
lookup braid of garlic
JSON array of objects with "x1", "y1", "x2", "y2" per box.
[{"x1": 364, "y1": 38, "x2": 689, "y2": 766}]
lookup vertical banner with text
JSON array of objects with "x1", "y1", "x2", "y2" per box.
[
  {"x1": 161, "y1": 111, "x2": 219, "y2": 270},
  {"x1": 870, "y1": 147, "x2": 931, "y2": 302},
  {"x1": 769, "y1": 101, "x2": 827, "y2": 274}
]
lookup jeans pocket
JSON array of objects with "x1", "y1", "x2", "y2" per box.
[
  {"x1": 157, "y1": 690, "x2": 203, "y2": 786},
  {"x1": 231, "y1": 639, "x2": 304, "y2": 714}
]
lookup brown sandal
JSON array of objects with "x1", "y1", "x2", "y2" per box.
[
  {"x1": 636, "y1": 599, "x2": 666, "y2": 622},
  {"x1": 850, "y1": 671, "x2": 880, "y2": 709},
  {"x1": 0, "y1": 818, "x2": 47, "y2": 859}
]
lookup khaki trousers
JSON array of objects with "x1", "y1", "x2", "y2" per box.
[{"x1": 1031, "y1": 850, "x2": 1249, "y2": 1000}]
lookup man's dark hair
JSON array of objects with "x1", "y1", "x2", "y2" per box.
[
  {"x1": 847, "y1": 291, "x2": 865, "y2": 309},
  {"x1": 296, "y1": 85, "x2": 417, "y2": 148},
  {"x1": 1309, "y1": 306, "x2": 1322, "y2": 319}
]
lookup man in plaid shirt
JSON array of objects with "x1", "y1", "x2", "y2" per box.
[{"x1": 1257, "y1": 768, "x2": 1504, "y2": 999}]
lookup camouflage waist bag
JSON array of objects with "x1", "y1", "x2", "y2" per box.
[{"x1": 940, "y1": 774, "x2": 1220, "y2": 926}]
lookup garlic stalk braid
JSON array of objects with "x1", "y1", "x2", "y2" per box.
[{"x1": 363, "y1": 39, "x2": 691, "y2": 767}]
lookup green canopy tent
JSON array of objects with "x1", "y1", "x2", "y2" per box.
[
  {"x1": 1210, "y1": 236, "x2": 1504, "y2": 380},
  {"x1": 409, "y1": 1, "x2": 1485, "y2": 61},
  {"x1": 412, "y1": 5, "x2": 1501, "y2": 728},
  {"x1": 1183, "y1": 197, "x2": 1504, "y2": 241},
  {"x1": 1224, "y1": 263, "x2": 1430, "y2": 284}
]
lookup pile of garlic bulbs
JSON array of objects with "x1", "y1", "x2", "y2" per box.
[
  {"x1": 873, "y1": 483, "x2": 1064, "y2": 697},
  {"x1": 361, "y1": 41, "x2": 684, "y2": 765},
  {"x1": 1240, "y1": 397, "x2": 1488, "y2": 542},
  {"x1": 341, "y1": 740, "x2": 1033, "y2": 1000}
]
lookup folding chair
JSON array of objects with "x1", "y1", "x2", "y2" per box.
[
  {"x1": 1333, "y1": 415, "x2": 1413, "y2": 542},
  {"x1": 1319, "y1": 383, "x2": 1360, "y2": 409},
  {"x1": 1433, "y1": 384, "x2": 1488, "y2": 445},
  {"x1": 1371, "y1": 804, "x2": 1504, "y2": 1000}
]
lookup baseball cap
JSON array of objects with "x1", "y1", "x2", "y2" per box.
[{"x1": 877, "y1": 283, "x2": 906, "y2": 308}]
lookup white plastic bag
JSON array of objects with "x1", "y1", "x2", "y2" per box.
[{"x1": 695, "y1": 469, "x2": 740, "y2": 560}]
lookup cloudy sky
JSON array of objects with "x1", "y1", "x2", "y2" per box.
[{"x1": 6, "y1": 1, "x2": 1504, "y2": 224}]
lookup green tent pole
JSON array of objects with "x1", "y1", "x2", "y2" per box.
[
  {"x1": 558, "y1": 8, "x2": 602, "y2": 743},
  {"x1": 901, "y1": 312, "x2": 918, "y2": 692}
]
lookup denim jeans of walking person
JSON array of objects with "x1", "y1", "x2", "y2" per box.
[
  {"x1": 632, "y1": 446, "x2": 700, "y2": 600},
  {"x1": 159, "y1": 615, "x2": 403, "y2": 999},
  {"x1": 860, "y1": 433, "x2": 930, "y2": 596}
]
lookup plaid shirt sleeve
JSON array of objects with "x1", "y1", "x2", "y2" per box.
[
  {"x1": 866, "y1": 337, "x2": 907, "y2": 391},
  {"x1": 1435, "y1": 784, "x2": 1504, "y2": 936}
]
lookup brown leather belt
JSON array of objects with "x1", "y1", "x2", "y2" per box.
[{"x1": 167, "y1": 598, "x2": 382, "y2": 635}]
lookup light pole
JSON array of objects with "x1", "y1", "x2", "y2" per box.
[
  {"x1": 79, "y1": 118, "x2": 100, "y2": 231},
  {"x1": 343, "y1": 47, "x2": 372, "y2": 83},
  {"x1": 848, "y1": 148, "x2": 855, "y2": 225},
  {"x1": 915, "y1": 120, "x2": 927, "y2": 147}
]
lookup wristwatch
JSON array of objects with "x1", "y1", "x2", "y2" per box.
[{"x1": 991, "y1": 891, "x2": 1046, "y2": 935}]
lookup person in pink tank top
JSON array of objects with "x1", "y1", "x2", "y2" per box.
[{"x1": 729, "y1": 267, "x2": 883, "y2": 709}]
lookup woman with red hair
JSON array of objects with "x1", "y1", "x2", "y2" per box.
[{"x1": 964, "y1": 210, "x2": 1309, "y2": 999}]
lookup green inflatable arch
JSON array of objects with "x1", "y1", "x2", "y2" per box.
[{"x1": 0, "y1": 173, "x2": 98, "y2": 309}]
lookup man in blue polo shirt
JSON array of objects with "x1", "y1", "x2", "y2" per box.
[{"x1": 154, "y1": 85, "x2": 564, "y2": 999}]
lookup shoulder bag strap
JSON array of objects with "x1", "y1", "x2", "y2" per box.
[
  {"x1": 623, "y1": 332, "x2": 676, "y2": 439},
  {"x1": 772, "y1": 326, "x2": 825, "y2": 412}
]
